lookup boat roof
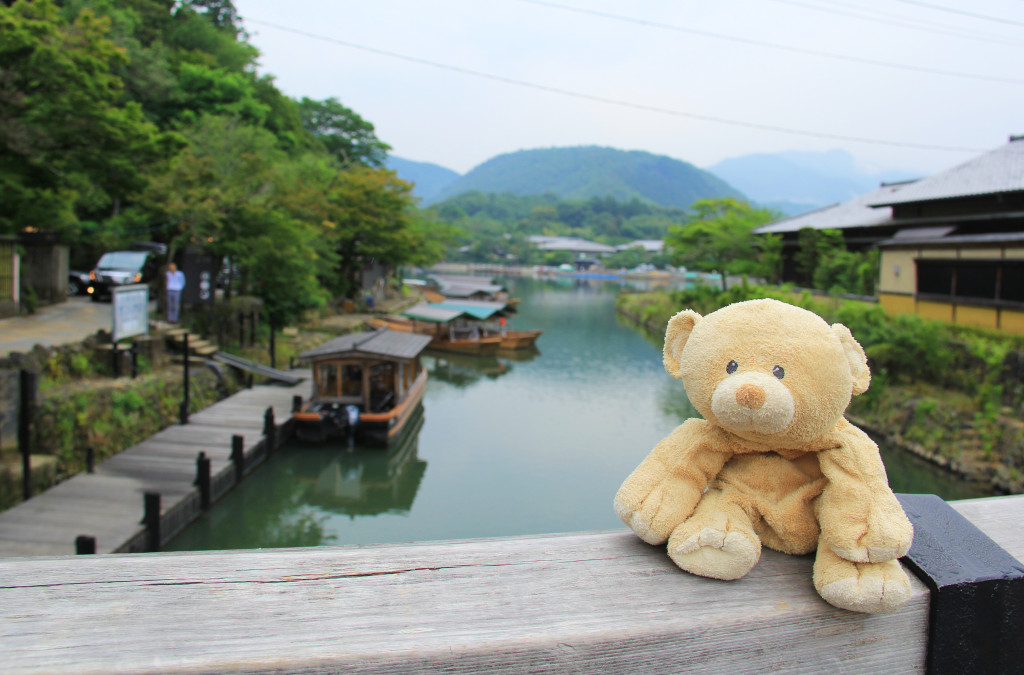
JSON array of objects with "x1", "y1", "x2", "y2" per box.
[
  {"x1": 402, "y1": 304, "x2": 468, "y2": 323},
  {"x1": 299, "y1": 329, "x2": 431, "y2": 361},
  {"x1": 429, "y1": 300, "x2": 507, "y2": 319},
  {"x1": 438, "y1": 282, "x2": 504, "y2": 297}
]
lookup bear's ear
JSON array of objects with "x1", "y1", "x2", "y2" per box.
[
  {"x1": 832, "y1": 323, "x2": 871, "y2": 395},
  {"x1": 663, "y1": 310, "x2": 701, "y2": 379}
]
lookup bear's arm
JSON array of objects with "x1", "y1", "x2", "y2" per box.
[
  {"x1": 613, "y1": 419, "x2": 734, "y2": 545},
  {"x1": 815, "y1": 421, "x2": 913, "y2": 563}
]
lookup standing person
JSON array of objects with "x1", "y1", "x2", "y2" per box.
[{"x1": 166, "y1": 262, "x2": 186, "y2": 323}]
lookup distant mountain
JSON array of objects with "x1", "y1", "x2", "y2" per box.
[
  {"x1": 430, "y1": 146, "x2": 744, "y2": 208},
  {"x1": 386, "y1": 156, "x2": 461, "y2": 203},
  {"x1": 706, "y1": 149, "x2": 920, "y2": 216}
]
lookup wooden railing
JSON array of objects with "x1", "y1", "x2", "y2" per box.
[{"x1": 1, "y1": 494, "x2": 1021, "y2": 674}]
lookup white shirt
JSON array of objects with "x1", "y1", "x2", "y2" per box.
[{"x1": 167, "y1": 270, "x2": 186, "y2": 292}]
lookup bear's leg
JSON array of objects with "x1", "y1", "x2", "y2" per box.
[
  {"x1": 813, "y1": 540, "x2": 912, "y2": 613},
  {"x1": 667, "y1": 487, "x2": 761, "y2": 580}
]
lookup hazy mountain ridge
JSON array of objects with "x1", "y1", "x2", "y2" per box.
[
  {"x1": 387, "y1": 147, "x2": 918, "y2": 216},
  {"x1": 421, "y1": 146, "x2": 744, "y2": 208},
  {"x1": 706, "y1": 149, "x2": 921, "y2": 215}
]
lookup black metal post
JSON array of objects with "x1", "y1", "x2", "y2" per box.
[
  {"x1": 143, "y1": 492, "x2": 161, "y2": 552},
  {"x1": 238, "y1": 312, "x2": 244, "y2": 347},
  {"x1": 180, "y1": 333, "x2": 190, "y2": 424},
  {"x1": 86, "y1": 445, "x2": 95, "y2": 474},
  {"x1": 75, "y1": 535, "x2": 96, "y2": 555},
  {"x1": 269, "y1": 323, "x2": 276, "y2": 370},
  {"x1": 130, "y1": 340, "x2": 138, "y2": 379},
  {"x1": 19, "y1": 369, "x2": 37, "y2": 501},
  {"x1": 195, "y1": 451, "x2": 211, "y2": 510},
  {"x1": 263, "y1": 407, "x2": 276, "y2": 452},
  {"x1": 249, "y1": 311, "x2": 255, "y2": 346},
  {"x1": 292, "y1": 395, "x2": 303, "y2": 413},
  {"x1": 231, "y1": 435, "x2": 245, "y2": 482},
  {"x1": 111, "y1": 342, "x2": 120, "y2": 378},
  {"x1": 898, "y1": 494, "x2": 1024, "y2": 674}
]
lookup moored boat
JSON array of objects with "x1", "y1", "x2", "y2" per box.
[
  {"x1": 373, "y1": 305, "x2": 504, "y2": 355},
  {"x1": 294, "y1": 329, "x2": 432, "y2": 448}
]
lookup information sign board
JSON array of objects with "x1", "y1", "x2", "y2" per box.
[{"x1": 112, "y1": 284, "x2": 150, "y2": 343}]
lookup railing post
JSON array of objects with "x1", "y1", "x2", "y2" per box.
[
  {"x1": 85, "y1": 445, "x2": 95, "y2": 474},
  {"x1": 269, "y1": 323, "x2": 276, "y2": 370},
  {"x1": 180, "y1": 333, "x2": 190, "y2": 425},
  {"x1": 142, "y1": 492, "x2": 161, "y2": 552},
  {"x1": 249, "y1": 311, "x2": 255, "y2": 347},
  {"x1": 196, "y1": 451, "x2": 211, "y2": 511},
  {"x1": 18, "y1": 369, "x2": 37, "y2": 501},
  {"x1": 264, "y1": 407, "x2": 276, "y2": 452},
  {"x1": 75, "y1": 535, "x2": 96, "y2": 555},
  {"x1": 231, "y1": 435, "x2": 244, "y2": 483}
]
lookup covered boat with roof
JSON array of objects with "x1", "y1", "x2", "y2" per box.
[{"x1": 294, "y1": 329, "x2": 432, "y2": 447}]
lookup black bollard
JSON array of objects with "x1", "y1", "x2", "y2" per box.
[
  {"x1": 180, "y1": 333, "x2": 190, "y2": 424},
  {"x1": 263, "y1": 407, "x2": 276, "y2": 452},
  {"x1": 269, "y1": 324, "x2": 276, "y2": 370},
  {"x1": 195, "y1": 451, "x2": 211, "y2": 510},
  {"x1": 143, "y1": 492, "x2": 161, "y2": 552},
  {"x1": 292, "y1": 395, "x2": 303, "y2": 413},
  {"x1": 75, "y1": 535, "x2": 96, "y2": 555},
  {"x1": 231, "y1": 435, "x2": 244, "y2": 482},
  {"x1": 19, "y1": 369, "x2": 37, "y2": 501},
  {"x1": 130, "y1": 340, "x2": 139, "y2": 379},
  {"x1": 86, "y1": 445, "x2": 95, "y2": 474}
]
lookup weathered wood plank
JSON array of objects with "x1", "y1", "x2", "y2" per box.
[
  {"x1": 0, "y1": 530, "x2": 931, "y2": 674},
  {"x1": 0, "y1": 377, "x2": 306, "y2": 558}
]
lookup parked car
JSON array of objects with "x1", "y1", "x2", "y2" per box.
[
  {"x1": 67, "y1": 270, "x2": 90, "y2": 296},
  {"x1": 87, "y1": 242, "x2": 167, "y2": 302}
]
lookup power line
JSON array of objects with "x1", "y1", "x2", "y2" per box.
[
  {"x1": 242, "y1": 18, "x2": 986, "y2": 155},
  {"x1": 513, "y1": 0, "x2": 1024, "y2": 85},
  {"x1": 765, "y1": 0, "x2": 1024, "y2": 48},
  {"x1": 891, "y1": 0, "x2": 1024, "y2": 27}
]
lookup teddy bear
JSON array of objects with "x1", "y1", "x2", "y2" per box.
[{"x1": 614, "y1": 298, "x2": 914, "y2": 613}]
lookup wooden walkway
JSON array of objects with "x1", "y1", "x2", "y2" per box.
[{"x1": 0, "y1": 373, "x2": 310, "y2": 557}]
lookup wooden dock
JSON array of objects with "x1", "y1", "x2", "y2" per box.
[
  {"x1": 0, "y1": 373, "x2": 310, "y2": 557},
  {"x1": 0, "y1": 494, "x2": 1021, "y2": 673}
]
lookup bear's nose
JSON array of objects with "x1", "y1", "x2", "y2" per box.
[{"x1": 735, "y1": 383, "x2": 766, "y2": 409}]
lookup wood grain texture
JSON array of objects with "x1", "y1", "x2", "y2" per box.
[
  {"x1": 0, "y1": 378, "x2": 307, "y2": 557},
  {"x1": 0, "y1": 528, "x2": 934, "y2": 674}
]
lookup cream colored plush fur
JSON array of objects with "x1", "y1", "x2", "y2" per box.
[{"x1": 614, "y1": 298, "x2": 914, "y2": 613}]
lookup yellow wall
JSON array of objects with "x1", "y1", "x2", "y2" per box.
[
  {"x1": 878, "y1": 250, "x2": 917, "y2": 294},
  {"x1": 916, "y1": 300, "x2": 953, "y2": 322},
  {"x1": 1000, "y1": 309, "x2": 1024, "y2": 336},
  {"x1": 958, "y1": 247, "x2": 1002, "y2": 259},
  {"x1": 954, "y1": 305, "x2": 999, "y2": 330},
  {"x1": 879, "y1": 292, "x2": 915, "y2": 316}
]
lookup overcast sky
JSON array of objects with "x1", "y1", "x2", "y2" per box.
[{"x1": 232, "y1": 0, "x2": 1024, "y2": 177}]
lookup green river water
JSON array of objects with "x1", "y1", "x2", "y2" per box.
[{"x1": 166, "y1": 275, "x2": 991, "y2": 551}]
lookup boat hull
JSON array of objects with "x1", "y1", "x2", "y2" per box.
[
  {"x1": 372, "y1": 317, "x2": 504, "y2": 355},
  {"x1": 499, "y1": 330, "x2": 542, "y2": 349},
  {"x1": 295, "y1": 370, "x2": 428, "y2": 449}
]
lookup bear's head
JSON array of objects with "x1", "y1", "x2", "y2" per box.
[{"x1": 663, "y1": 298, "x2": 870, "y2": 446}]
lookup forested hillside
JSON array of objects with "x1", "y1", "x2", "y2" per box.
[
  {"x1": 2, "y1": 0, "x2": 453, "y2": 322},
  {"x1": 427, "y1": 191, "x2": 690, "y2": 266},
  {"x1": 430, "y1": 146, "x2": 744, "y2": 207}
]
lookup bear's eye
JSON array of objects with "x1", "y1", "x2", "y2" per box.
[
  {"x1": 773, "y1": 365, "x2": 785, "y2": 380},
  {"x1": 726, "y1": 360, "x2": 738, "y2": 374}
]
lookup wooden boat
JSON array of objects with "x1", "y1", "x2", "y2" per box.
[
  {"x1": 372, "y1": 305, "x2": 504, "y2": 355},
  {"x1": 294, "y1": 329, "x2": 432, "y2": 448},
  {"x1": 424, "y1": 300, "x2": 542, "y2": 350}
]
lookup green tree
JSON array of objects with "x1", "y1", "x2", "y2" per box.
[
  {"x1": 0, "y1": 0, "x2": 174, "y2": 235},
  {"x1": 298, "y1": 97, "x2": 390, "y2": 168},
  {"x1": 664, "y1": 198, "x2": 778, "y2": 291}
]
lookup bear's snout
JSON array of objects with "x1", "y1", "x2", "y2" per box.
[{"x1": 735, "y1": 383, "x2": 766, "y2": 409}]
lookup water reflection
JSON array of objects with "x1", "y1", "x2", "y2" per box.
[{"x1": 168, "y1": 275, "x2": 993, "y2": 553}]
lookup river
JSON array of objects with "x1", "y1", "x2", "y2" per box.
[{"x1": 166, "y1": 275, "x2": 991, "y2": 551}]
